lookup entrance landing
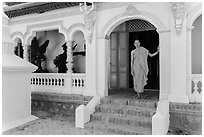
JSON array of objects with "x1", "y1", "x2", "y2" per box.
[{"x1": 108, "y1": 89, "x2": 159, "y2": 101}]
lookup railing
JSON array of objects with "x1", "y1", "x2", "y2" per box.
[
  {"x1": 72, "y1": 73, "x2": 85, "y2": 94},
  {"x1": 189, "y1": 74, "x2": 202, "y2": 103},
  {"x1": 31, "y1": 73, "x2": 85, "y2": 94}
]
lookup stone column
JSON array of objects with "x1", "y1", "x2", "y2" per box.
[
  {"x1": 23, "y1": 44, "x2": 30, "y2": 61},
  {"x1": 157, "y1": 29, "x2": 171, "y2": 101},
  {"x1": 96, "y1": 37, "x2": 109, "y2": 97},
  {"x1": 186, "y1": 26, "x2": 195, "y2": 102},
  {"x1": 66, "y1": 40, "x2": 73, "y2": 73},
  {"x1": 168, "y1": 2, "x2": 189, "y2": 103},
  {"x1": 65, "y1": 40, "x2": 73, "y2": 94}
]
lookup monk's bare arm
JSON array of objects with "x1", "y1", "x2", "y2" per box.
[{"x1": 148, "y1": 47, "x2": 159, "y2": 57}]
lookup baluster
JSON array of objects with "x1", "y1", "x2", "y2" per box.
[
  {"x1": 39, "y1": 78, "x2": 41, "y2": 85},
  {"x1": 36, "y1": 78, "x2": 38, "y2": 85},
  {"x1": 73, "y1": 78, "x2": 75, "y2": 87},
  {"x1": 62, "y1": 79, "x2": 64, "y2": 86},
  {"x1": 75, "y1": 78, "x2": 78, "y2": 87},
  {"x1": 51, "y1": 78, "x2": 53, "y2": 86},
  {"x1": 82, "y1": 79, "x2": 84, "y2": 87},
  {"x1": 42, "y1": 78, "x2": 44, "y2": 85},
  {"x1": 77, "y1": 79, "x2": 79, "y2": 87},
  {"x1": 193, "y1": 80, "x2": 199, "y2": 94},
  {"x1": 59, "y1": 79, "x2": 61, "y2": 86},
  {"x1": 52, "y1": 78, "x2": 54, "y2": 86},
  {"x1": 78, "y1": 79, "x2": 81, "y2": 87},
  {"x1": 55, "y1": 78, "x2": 58, "y2": 86},
  {"x1": 79, "y1": 79, "x2": 82, "y2": 87},
  {"x1": 45, "y1": 78, "x2": 47, "y2": 86}
]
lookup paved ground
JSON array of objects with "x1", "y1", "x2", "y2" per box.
[{"x1": 3, "y1": 111, "x2": 105, "y2": 135}]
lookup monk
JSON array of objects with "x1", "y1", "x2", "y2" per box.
[{"x1": 131, "y1": 39, "x2": 159, "y2": 99}]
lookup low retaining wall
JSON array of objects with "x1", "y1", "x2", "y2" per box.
[
  {"x1": 169, "y1": 102, "x2": 202, "y2": 135},
  {"x1": 31, "y1": 92, "x2": 92, "y2": 117}
]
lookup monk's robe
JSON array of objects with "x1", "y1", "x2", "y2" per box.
[{"x1": 131, "y1": 47, "x2": 149, "y2": 93}]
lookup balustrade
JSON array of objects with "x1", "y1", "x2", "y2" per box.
[
  {"x1": 189, "y1": 74, "x2": 202, "y2": 103},
  {"x1": 31, "y1": 73, "x2": 85, "y2": 94}
]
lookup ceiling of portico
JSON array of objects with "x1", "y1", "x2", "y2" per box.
[{"x1": 4, "y1": 2, "x2": 81, "y2": 18}]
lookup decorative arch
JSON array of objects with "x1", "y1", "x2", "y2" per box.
[
  {"x1": 23, "y1": 20, "x2": 68, "y2": 45},
  {"x1": 10, "y1": 31, "x2": 24, "y2": 44},
  {"x1": 100, "y1": 7, "x2": 166, "y2": 38},
  {"x1": 67, "y1": 23, "x2": 86, "y2": 41},
  {"x1": 187, "y1": 4, "x2": 202, "y2": 28}
]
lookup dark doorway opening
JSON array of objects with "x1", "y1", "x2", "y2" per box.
[{"x1": 128, "y1": 30, "x2": 159, "y2": 90}]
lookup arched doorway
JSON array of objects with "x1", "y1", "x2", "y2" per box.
[{"x1": 108, "y1": 19, "x2": 159, "y2": 96}]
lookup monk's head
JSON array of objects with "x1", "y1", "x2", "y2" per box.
[{"x1": 134, "y1": 40, "x2": 140, "y2": 48}]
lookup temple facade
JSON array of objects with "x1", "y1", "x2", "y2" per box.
[{"x1": 2, "y1": 2, "x2": 202, "y2": 134}]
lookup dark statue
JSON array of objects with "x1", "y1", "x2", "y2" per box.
[
  {"x1": 31, "y1": 36, "x2": 49, "y2": 73},
  {"x1": 53, "y1": 41, "x2": 86, "y2": 73},
  {"x1": 53, "y1": 43, "x2": 68, "y2": 73}
]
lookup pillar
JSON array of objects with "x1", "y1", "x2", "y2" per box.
[
  {"x1": 83, "y1": 30, "x2": 97, "y2": 96},
  {"x1": 157, "y1": 30, "x2": 171, "y2": 101},
  {"x1": 23, "y1": 44, "x2": 30, "y2": 61},
  {"x1": 168, "y1": 2, "x2": 189, "y2": 103},
  {"x1": 186, "y1": 26, "x2": 195, "y2": 102},
  {"x1": 96, "y1": 37, "x2": 109, "y2": 97},
  {"x1": 65, "y1": 40, "x2": 73, "y2": 94}
]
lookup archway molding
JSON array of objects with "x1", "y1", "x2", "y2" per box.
[{"x1": 23, "y1": 20, "x2": 68, "y2": 45}]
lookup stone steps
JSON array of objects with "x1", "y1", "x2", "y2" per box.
[
  {"x1": 90, "y1": 112, "x2": 152, "y2": 129},
  {"x1": 95, "y1": 104, "x2": 156, "y2": 117},
  {"x1": 85, "y1": 94, "x2": 157, "y2": 135},
  {"x1": 85, "y1": 121, "x2": 152, "y2": 135},
  {"x1": 100, "y1": 97, "x2": 158, "y2": 108}
]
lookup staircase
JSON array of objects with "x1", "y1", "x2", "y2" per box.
[{"x1": 85, "y1": 93, "x2": 158, "y2": 135}]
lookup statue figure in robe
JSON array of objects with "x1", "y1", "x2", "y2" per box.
[
  {"x1": 31, "y1": 36, "x2": 49, "y2": 73},
  {"x1": 53, "y1": 43, "x2": 68, "y2": 73},
  {"x1": 131, "y1": 39, "x2": 159, "y2": 99}
]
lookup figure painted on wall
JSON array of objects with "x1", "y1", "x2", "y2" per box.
[
  {"x1": 31, "y1": 36, "x2": 49, "y2": 73},
  {"x1": 131, "y1": 39, "x2": 159, "y2": 99},
  {"x1": 53, "y1": 43, "x2": 68, "y2": 73}
]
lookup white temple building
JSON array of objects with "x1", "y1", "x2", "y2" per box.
[{"x1": 2, "y1": 2, "x2": 202, "y2": 135}]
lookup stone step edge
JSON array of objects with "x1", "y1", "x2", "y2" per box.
[
  {"x1": 91, "y1": 112, "x2": 152, "y2": 129},
  {"x1": 32, "y1": 92, "x2": 93, "y2": 100},
  {"x1": 85, "y1": 121, "x2": 152, "y2": 135},
  {"x1": 96, "y1": 103, "x2": 156, "y2": 112},
  {"x1": 31, "y1": 98, "x2": 90, "y2": 104},
  {"x1": 95, "y1": 104, "x2": 156, "y2": 117},
  {"x1": 100, "y1": 98, "x2": 158, "y2": 108}
]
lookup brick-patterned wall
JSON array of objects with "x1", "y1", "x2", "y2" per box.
[
  {"x1": 169, "y1": 103, "x2": 202, "y2": 135},
  {"x1": 31, "y1": 92, "x2": 92, "y2": 117}
]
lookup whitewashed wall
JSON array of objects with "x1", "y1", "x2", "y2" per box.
[{"x1": 8, "y1": 2, "x2": 202, "y2": 103}]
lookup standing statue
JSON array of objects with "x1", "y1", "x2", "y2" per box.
[
  {"x1": 53, "y1": 43, "x2": 68, "y2": 73},
  {"x1": 31, "y1": 36, "x2": 49, "y2": 73}
]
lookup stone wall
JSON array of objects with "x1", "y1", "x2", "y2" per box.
[
  {"x1": 169, "y1": 102, "x2": 202, "y2": 135},
  {"x1": 31, "y1": 92, "x2": 92, "y2": 117}
]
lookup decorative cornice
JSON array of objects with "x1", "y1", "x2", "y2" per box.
[
  {"x1": 4, "y1": 2, "x2": 80, "y2": 18},
  {"x1": 122, "y1": 5, "x2": 140, "y2": 16},
  {"x1": 171, "y1": 2, "x2": 186, "y2": 32}
]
